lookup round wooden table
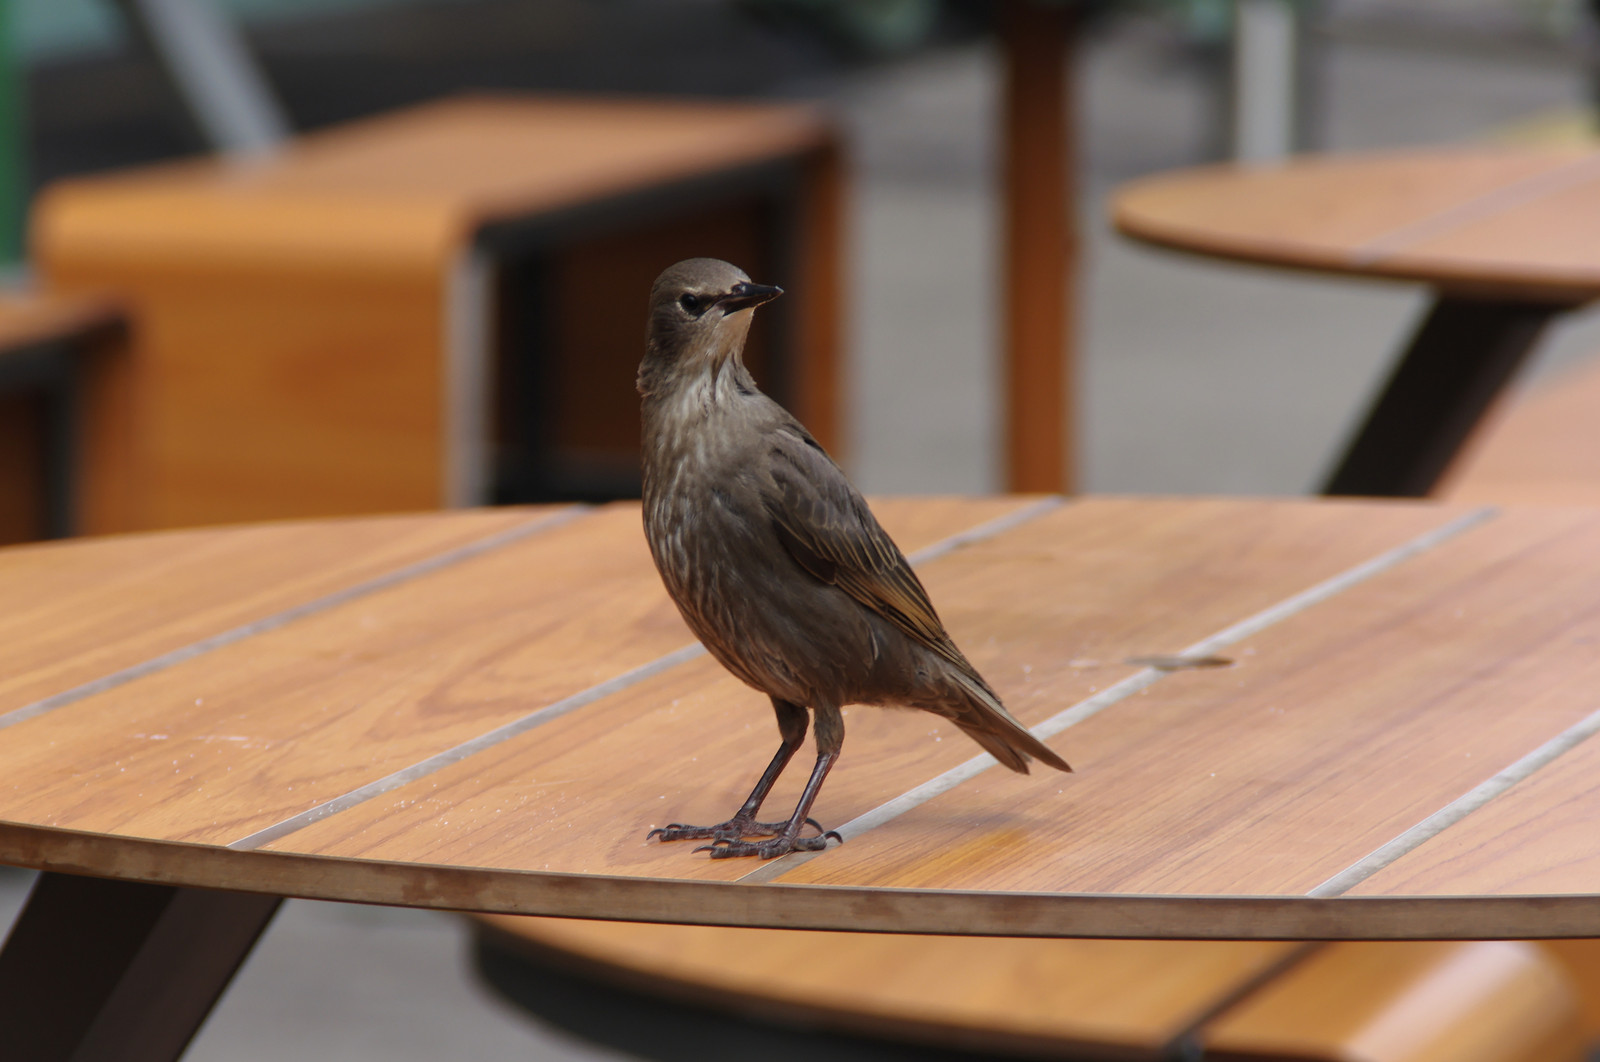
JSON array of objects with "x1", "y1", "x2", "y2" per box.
[
  {"x1": 2, "y1": 498, "x2": 1599, "y2": 1058},
  {"x1": 1113, "y1": 146, "x2": 1600, "y2": 497}
]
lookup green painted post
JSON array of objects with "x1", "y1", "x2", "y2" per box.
[{"x1": 0, "y1": 0, "x2": 23, "y2": 264}]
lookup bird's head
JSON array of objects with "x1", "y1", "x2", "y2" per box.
[{"x1": 639, "y1": 258, "x2": 782, "y2": 397}]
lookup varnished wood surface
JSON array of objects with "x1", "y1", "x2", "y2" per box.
[
  {"x1": 0, "y1": 506, "x2": 556, "y2": 722},
  {"x1": 1113, "y1": 147, "x2": 1600, "y2": 301},
  {"x1": 774, "y1": 507, "x2": 1600, "y2": 897},
  {"x1": 268, "y1": 498, "x2": 1454, "y2": 883},
  {"x1": 2, "y1": 497, "x2": 1600, "y2": 939}
]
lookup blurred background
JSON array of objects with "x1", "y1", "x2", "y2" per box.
[
  {"x1": 5, "y1": 0, "x2": 1600, "y2": 509},
  {"x1": 4, "y1": 0, "x2": 1600, "y2": 1058}
]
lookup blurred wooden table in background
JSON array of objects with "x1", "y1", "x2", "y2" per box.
[{"x1": 1114, "y1": 146, "x2": 1600, "y2": 497}]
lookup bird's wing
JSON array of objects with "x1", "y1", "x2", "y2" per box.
[{"x1": 762, "y1": 424, "x2": 968, "y2": 671}]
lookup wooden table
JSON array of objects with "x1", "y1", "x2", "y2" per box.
[
  {"x1": 1113, "y1": 146, "x2": 1600, "y2": 497},
  {"x1": 3, "y1": 496, "x2": 1600, "y2": 1059}
]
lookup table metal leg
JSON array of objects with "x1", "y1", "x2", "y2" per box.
[
  {"x1": 0, "y1": 872, "x2": 280, "y2": 1062},
  {"x1": 1321, "y1": 295, "x2": 1569, "y2": 497}
]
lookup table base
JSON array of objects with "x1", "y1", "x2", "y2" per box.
[
  {"x1": 0, "y1": 873, "x2": 279, "y2": 1061},
  {"x1": 1322, "y1": 294, "x2": 1569, "y2": 497}
]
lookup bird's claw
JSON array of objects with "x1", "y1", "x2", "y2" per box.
[
  {"x1": 693, "y1": 832, "x2": 840, "y2": 860},
  {"x1": 646, "y1": 816, "x2": 832, "y2": 845}
]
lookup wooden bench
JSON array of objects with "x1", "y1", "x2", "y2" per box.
[
  {"x1": 475, "y1": 917, "x2": 1587, "y2": 1060},
  {"x1": 33, "y1": 95, "x2": 841, "y2": 533},
  {"x1": 0, "y1": 292, "x2": 121, "y2": 543}
]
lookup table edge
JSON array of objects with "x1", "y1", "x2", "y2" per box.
[{"x1": 3, "y1": 822, "x2": 1595, "y2": 941}]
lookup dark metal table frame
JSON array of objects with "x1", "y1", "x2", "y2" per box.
[{"x1": 1320, "y1": 293, "x2": 1580, "y2": 498}]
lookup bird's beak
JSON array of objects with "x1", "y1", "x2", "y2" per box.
[{"x1": 716, "y1": 282, "x2": 783, "y2": 314}]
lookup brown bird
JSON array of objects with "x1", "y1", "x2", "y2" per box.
[{"x1": 638, "y1": 258, "x2": 1071, "y2": 859}]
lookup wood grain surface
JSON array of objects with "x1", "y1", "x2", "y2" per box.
[
  {"x1": 772, "y1": 507, "x2": 1600, "y2": 896},
  {"x1": 1113, "y1": 147, "x2": 1600, "y2": 301},
  {"x1": 1, "y1": 498, "x2": 1599, "y2": 941},
  {"x1": 0, "y1": 507, "x2": 555, "y2": 719},
  {"x1": 1348, "y1": 719, "x2": 1600, "y2": 898},
  {"x1": 0, "y1": 498, "x2": 1021, "y2": 846},
  {"x1": 265, "y1": 498, "x2": 1458, "y2": 882}
]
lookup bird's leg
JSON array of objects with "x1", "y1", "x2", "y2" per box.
[
  {"x1": 648, "y1": 698, "x2": 828, "y2": 843},
  {"x1": 700, "y1": 703, "x2": 845, "y2": 859}
]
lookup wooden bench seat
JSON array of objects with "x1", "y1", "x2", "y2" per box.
[
  {"x1": 476, "y1": 917, "x2": 1308, "y2": 1059},
  {"x1": 1439, "y1": 351, "x2": 1600, "y2": 506},
  {"x1": 473, "y1": 919, "x2": 1584, "y2": 1061},
  {"x1": 1202, "y1": 942, "x2": 1583, "y2": 1062}
]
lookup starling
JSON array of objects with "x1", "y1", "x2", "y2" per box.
[{"x1": 639, "y1": 258, "x2": 1070, "y2": 859}]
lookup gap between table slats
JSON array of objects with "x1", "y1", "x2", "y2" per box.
[
  {"x1": 0, "y1": 507, "x2": 590, "y2": 734},
  {"x1": 1309, "y1": 704, "x2": 1600, "y2": 897},
  {"x1": 741, "y1": 505, "x2": 1501, "y2": 885},
  {"x1": 225, "y1": 496, "x2": 1069, "y2": 851},
  {"x1": 1351, "y1": 150, "x2": 1600, "y2": 266}
]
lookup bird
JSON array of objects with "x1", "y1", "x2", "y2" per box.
[{"x1": 638, "y1": 258, "x2": 1071, "y2": 859}]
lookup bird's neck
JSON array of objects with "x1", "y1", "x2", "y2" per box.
[
  {"x1": 640, "y1": 354, "x2": 761, "y2": 494},
  {"x1": 643, "y1": 356, "x2": 755, "y2": 431}
]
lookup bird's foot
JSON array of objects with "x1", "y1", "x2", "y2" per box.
[
  {"x1": 695, "y1": 830, "x2": 843, "y2": 860},
  {"x1": 646, "y1": 817, "x2": 827, "y2": 844}
]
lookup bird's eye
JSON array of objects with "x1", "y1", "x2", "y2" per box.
[{"x1": 679, "y1": 293, "x2": 702, "y2": 315}]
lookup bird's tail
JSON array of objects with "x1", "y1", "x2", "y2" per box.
[{"x1": 942, "y1": 669, "x2": 1072, "y2": 775}]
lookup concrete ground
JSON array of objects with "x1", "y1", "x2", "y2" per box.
[{"x1": 5, "y1": 16, "x2": 1600, "y2": 1061}]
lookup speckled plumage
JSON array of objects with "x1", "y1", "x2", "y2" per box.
[{"x1": 639, "y1": 258, "x2": 1070, "y2": 859}]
